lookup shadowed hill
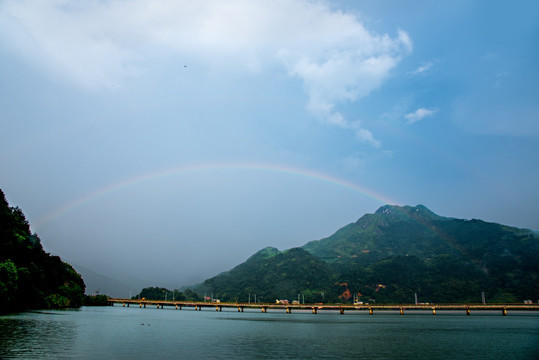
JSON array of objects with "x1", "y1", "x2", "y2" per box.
[{"x1": 0, "y1": 189, "x2": 85, "y2": 313}]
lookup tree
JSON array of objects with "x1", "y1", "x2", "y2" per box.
[{"x1": 0, "y1": 259, "x2": 18, "y2": 309}]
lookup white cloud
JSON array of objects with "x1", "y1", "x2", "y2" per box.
[
  {"x1": 0, "y1": 0, "x2": 411, "y2": 141},
  {"x1": 404, "y1": 107, "x2": 437, "y2": 124},
  {"x1": 354, "y1": 126, "x2": 380, "y2": 148},
  {"x1": 410, "y1": 61, "x2": 434, "y2": 75},
  {"x1": 349, "y1": 121, "x2": 381, "y2": 148}
]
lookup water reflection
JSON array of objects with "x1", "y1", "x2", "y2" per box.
[
  {"x1": 0, "y1": 307, "x2": 538, "y2": 359},
  {"x1": 0, "y1": 311, "x2": 77, "y2": 359}
]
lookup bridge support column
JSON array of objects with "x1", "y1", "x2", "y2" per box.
[
  {"x1": 156, "y1": 304, "x2": 160, "y2": 309},
  {"x1": 400, "y1": 308, "x2": 404, "y2": 315},
  {"x1": 369, "y1": 308, "x2": 373, "y2": 315},
  {"x1": 432, "y1": 307, "x2": 436, "y2": 315},
  {"x1": 144, "y1": 304, "x2": 146, "y2": 308},
  {"x1": 502, "y1": 308, "x2": 507, "y2": 316},
  {"x1": 261, "y1": 307, "x2": 267, "y2": 313},
  {"x1": 219, "y1": 306, "x2": 222, "y2": 311},
  {"x1": 122, "y1": 303, "x2": 125, "y2": 307},
  {"x1": 175, "y1": 304, "x2": 178, "y2": 310},
  {"x1": 340, "y1": 308, "x2": 344, "y2": 315},
  {"x1": 139, "y1": 303, "x2": 142, "y2": 308},
  {"x1": 286, "y1": 307, "x2": 291, "y2": 314},
  {"x1": 312, "y1": 307, "x2": 317, "y2": 314},
  {"x1": 127, "y1": 303, "x2": 129, "y2": 307}
]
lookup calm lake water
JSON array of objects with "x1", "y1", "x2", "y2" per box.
[{"x1": 1, "y1": 306, "x2": 538, "y2": 359}]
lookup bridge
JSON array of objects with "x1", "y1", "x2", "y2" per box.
[{"x1": 108, "y1": 298, "x2": 539, "y2": 316}]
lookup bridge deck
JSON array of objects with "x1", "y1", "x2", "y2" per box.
[{"x1": 107, "y1": 298, "x2": 539, "y2": 314}]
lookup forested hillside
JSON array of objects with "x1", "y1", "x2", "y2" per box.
[
  {"x1": 132, "y1": 286, "x2": 201, "y2": 301},
  {"x1": 200, "y1": 247, "x2": 336, "y2": 302},
  {"x1": 0, "y1": 190, "x2": 85, "y2": 313},
  {"x1": 194, "y1": 205, "x2": 539, "y2": 304}
]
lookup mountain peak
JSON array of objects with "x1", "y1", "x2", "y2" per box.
[
  {"x1": 374, "y1": 204, "x2": 442, "y2": 221},
  {"x1": 246, "y1": 246, "x2": 280, "y2": 262},
  {"x1": 375, "y1": 204, "x2": 428, "y2": 214}
]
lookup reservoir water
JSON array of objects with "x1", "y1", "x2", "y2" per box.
[{"x1": 1, "y1": 306, "x2": 538, "y2": 359}]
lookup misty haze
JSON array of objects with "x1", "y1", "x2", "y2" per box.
[{"x1": 1, "y1": 1, "x2": 538, "y2": 359}]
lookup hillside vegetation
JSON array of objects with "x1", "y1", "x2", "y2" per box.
[
  {"x1": 0, "y1": 190, "x2": 85, "y2": 313},
  {"x1": 132, "y1": 286, "x2": 202, "y2": 302},
  {"x1": 195, "y1": 205, "x2": 539, "y2": 304}
]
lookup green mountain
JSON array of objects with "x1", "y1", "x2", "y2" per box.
[
  {"x1": 0, "y1": 190, "x2": 85, "y2": 313},
  {"x1": 199, "y1": 247, "x2": 337, "y2": 303},
  {"x1": 304, "y1": 205, "x2": 452, "y2": 263},
  {"x1": 131, "y1": 286, "x2": 202, "y2": 302},
  {"x1": 195, "y1": 205, "x2": 539, "y2": 304}
]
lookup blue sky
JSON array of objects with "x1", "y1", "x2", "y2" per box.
[{"x1": 1, "y1": 0, "x2": 538, "y2": 291}]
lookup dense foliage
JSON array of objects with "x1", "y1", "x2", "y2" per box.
[
  {"x1": 0, "y1": 190, "x2": 85, "y2": 313},
  {"x1": 194, "y1": 205, "x2": 539, "y2": 304},
  {"x1": 83, "y1": 294, "x2": 110, "y2": 306},
  {"x1": 199, "y1": 247, "x2": 336, "y2": 303},
  {"x1": 132, "y1": 286, "x2": 201, "y2": 302}
]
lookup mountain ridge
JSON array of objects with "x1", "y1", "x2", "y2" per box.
[{"x1": 194, "y1": 204, "x2": 539, "y2": 303}]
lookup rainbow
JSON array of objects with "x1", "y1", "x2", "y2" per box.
[{"x1": 33, "y1": 162, "x2": 399, "y2": 230}]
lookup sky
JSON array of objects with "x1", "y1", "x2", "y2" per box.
[{"x1": 1, "y1": 0, "x2": 538, "y2": 293}]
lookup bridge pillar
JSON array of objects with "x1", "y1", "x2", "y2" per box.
[
  {"x1": 179, "y1": 305, "x2": 182, "y2": 310},
  {"x1": 127, "y1": 303, "x2": 129, "y2": 307},
  {"x1": 340, "y1": 308, "x2": 344, "y2": 315},
  {"x1": 144, "y1": 304, "x2": 146, "y2": 308},
  {"x1": 286, "y1": 307, "x2": 291, "y2": 314},
  {"x1": 139, "y1": 303, "x2": 142, "y2": 308},
  {"x1": 261, "y1": 307, "x2": 267, "y2": 313},
  {"x1": 369, "y1": 308, "x2": 373, "y2": 315},
  {"x1": 175, "y1": 304, "x2": 178, "y2": 310},
  {"x1": 122, "y1": 303, "x2": 125, "y2": 307},
  {"x1": 312, "y1": 307, "x2": 317, "y2": 314},
  {"x1": 502, "y1": 308, "x2": 507, "y2": 316},
  {"x1": 432, "y1": 307, "x2": 436, "y2": 315},
  {"x1": 219, "y1": 306, "x2": 222, "y2": 311},
  {"x1": 400, "y1": 308, "x2": 404, "y2": 315},
  {"x1": 156, "y1": 304, "x2": 160, "y2": 309},
  {"x1": 216, "y1": 306, "x2": 219, "y2": 311}
]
